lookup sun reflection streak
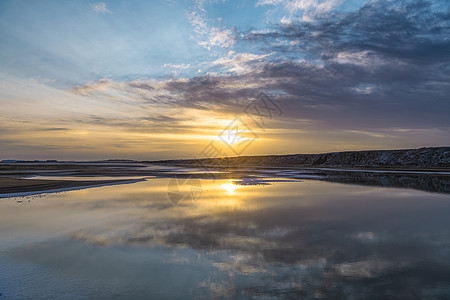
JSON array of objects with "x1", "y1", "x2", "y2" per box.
[{"x1": 221, "y1": 180, "x2": 239, "y2": 194}]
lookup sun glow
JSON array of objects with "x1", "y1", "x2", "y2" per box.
[
  {"x1": 221, "y1": 129, "x2": 251, "y2": 145},
  {"x1": 221, "y1": 180, "x2": 239, "y2": 194}
]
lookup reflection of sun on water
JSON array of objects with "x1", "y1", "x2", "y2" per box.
[{"x1": 221, "y1": 180, "x2": 239, "y2": 194}]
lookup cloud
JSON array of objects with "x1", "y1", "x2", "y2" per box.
[
  {"x1": 163, "y1": 63, "x2": 191, "y2": 75},
  {"x1": 71, "y1": 0, "x2": 450, "y2": 134},
  {"x1": 199, "y1": 27, "x2": 236, "y2": 50},
  {"x1": 188, "y1": 8, "x2": 208, "y2": 35},
  {"x1": 250, "y1": 0, "x2": 450, "y2": 65},
  {"x1": 242, "y1": 0, "x2": 450, "y2": 126},
  {"x1": 1, "y1": 73, "x2": 249, "y2": 160},
  {"x1": 333, "y1": 51, "x2": 398, "y2": 68},
  {"x1": 3, "y1": 0, "x2": 449, "y2": 160},
  {"x1": 256, "y1": 0, "x2": 284, "y2": 5},
  {"x1": 257, "y1": 0, "x2": 343, "y2": 22},
  {"x1": 89, "y1": 2, "x2": 110, "y2": 14},
  {"x1": 187, "y1": 1, "x2": 236, "y2": 50},
  {"x1": 163, "y1": 63, "x2": 191, "y2": 70},
  {"x1": 285, "y1": 0, "x2": 341, "y2": 14},
  {"x1": 211, "y1": 51, "x2": 273, "y2": 74},
  {"x1": 72, "y1": 1, "x2": 450, "y2": 133}
]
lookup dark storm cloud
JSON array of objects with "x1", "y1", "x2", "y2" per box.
[
  {"x1": 171, "y1": 0, "x2": 450, "y2": 129},
  {"x1": 247, "y1": 0, "x2": 450, "y2": 63},
  {"x1": 164, "y1": 75, "x2": 260, "y2": 110},
  {"x1": 238, "y1": 0, "x2": 450, "y2": 128}
]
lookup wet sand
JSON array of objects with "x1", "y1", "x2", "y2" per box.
[{"x1": 0, "y1": 177, "x2": 136, "y2": 196}]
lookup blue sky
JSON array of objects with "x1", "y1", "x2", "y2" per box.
[
  {"x1": 0, "y1": 0, "x2": 207, "y2": 86},
  {"x1": 0, "y1": 0, "x2": 449, "y2": 160},
  {"x1": 0, "y1": 0, "x2": 368, "y2": 86}
]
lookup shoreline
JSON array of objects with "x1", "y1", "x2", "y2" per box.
[
  {"x1": 0, "y1": 177, "x2": 146, "y2": 198},
  {"x1": 0, "y1": 146, "x2": 449, "y2": 197}
]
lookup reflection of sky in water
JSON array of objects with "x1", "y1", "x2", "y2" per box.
[{"x1": 1, "y1": 178, "x2": 450, "y2": 298}]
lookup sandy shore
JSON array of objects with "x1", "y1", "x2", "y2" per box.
[{"x1": 0, "y1": 177, "x2": 141, "y2": 197}]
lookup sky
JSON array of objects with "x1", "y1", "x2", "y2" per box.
[{"x1": 0, "y1": 0, "x2": 449, "y2": 160}]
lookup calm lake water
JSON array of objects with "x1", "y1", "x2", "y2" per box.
[{"x1": 1, "y1": 175, "x2": 450, "y2": 299}]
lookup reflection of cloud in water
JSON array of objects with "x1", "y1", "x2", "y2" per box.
[
  {"x1": 66, "y1": 203, "x2": 450, "y2": 297},
  {"x1": 4, "y1": 178, "x2": 450, "y2": 298},
  {"x1": 336, "y1": 259, "x2": 399, "y2": 278},
  {"x1": 353, "y1": 231, "x2": 379, "y2": 243}
]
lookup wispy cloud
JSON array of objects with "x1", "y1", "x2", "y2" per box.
[
  {"x1": 163, "y1": 63, "x2": 191, "y2": 70},
  {"x1": 188, "y1": 8, "x2": 208, "y2": 35},
  {"x1": 187, "y1": 1, "x2": 236, "y2": 51},
  {"x1": 211, "y1": 51, "x2": 273, "y2": 74},
  {"x1": 257, "y1": 0, "x2": 342, "y2": 22},
  {"x1": 199, "y1": 27, "x2": 236, "y2": 50},
  {"x1": 90, "y1": 2, "x2": 110, "y2": 14}
]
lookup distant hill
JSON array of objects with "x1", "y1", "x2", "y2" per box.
[{"x1": 154, "y1": 147, "x2": 450, "y2": 168}]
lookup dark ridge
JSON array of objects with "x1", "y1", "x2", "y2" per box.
[{"x1": 151, "y1": 147, "x2": 450, "y2": 168}]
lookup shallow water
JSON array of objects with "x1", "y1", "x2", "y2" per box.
[{"x1": 1, "y1": 176, "x2": 450, "y2": 299}]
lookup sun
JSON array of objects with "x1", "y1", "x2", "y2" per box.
[{"x1": 221, "y1": 129, "x2": 249, "y2": 145}]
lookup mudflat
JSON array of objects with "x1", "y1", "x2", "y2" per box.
[{"x1": 0, "y1": 177, "x2": 131, "y2": 195}]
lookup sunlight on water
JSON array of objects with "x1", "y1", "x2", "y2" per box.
[
  {"x1": 221, "y1": 180, "x2": 239, "y2": 194},
  {"x1": 1, "y1": 177, "x2": 450, "y2": 298}
]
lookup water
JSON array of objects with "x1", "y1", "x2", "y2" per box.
[{"x1": 1, "y1": 176, "x2": 450, "y2": 299}]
